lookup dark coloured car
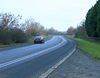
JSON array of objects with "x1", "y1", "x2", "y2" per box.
[{"x1": 34, "y1": 36, "x2": 45, "y2": 43}]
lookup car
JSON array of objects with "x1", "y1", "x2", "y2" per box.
[{"x1": 34, "y1": 36, "x2": 45, "y2": 43}]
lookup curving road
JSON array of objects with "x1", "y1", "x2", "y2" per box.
[{"x1": 0, "y1": 36, "x2": 76, "y2": 78}]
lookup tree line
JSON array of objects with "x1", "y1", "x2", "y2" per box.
[
  {"x1": 67, "y1": 0, "x2": 100, "y2": 39},
  {"x1": 0, "y1": 12, "x2": 61, "y2": 45},
  {"x1": 67, "y1": 21, "x2": 87, "y2": 38},
  {"x1": 0, "y1": 13, "x2": 27, "y2": 44},
  {"x1": 85, "y1": 0, "x2": 100, "y2": 37}
]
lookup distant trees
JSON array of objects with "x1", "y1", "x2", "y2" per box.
[
  {"x1": 24, "y1": 18, "x2": 46, "y2": 36},
  {"x1": 0, "y1": 13, "x2": 50, "y2": 44},
  {"x1": 0, "y1": 12, "x2": 64, "y2": 45},
  {"x1": 67, "y1": 26, "x2": 76, "y2": 36},
  {"x1": 46, "y1": 27, "x2": 65, "y2": 35},
  {"x1": 24, "y1": 19, "x2": 63, "y2": 36},
  {"x1": 67, "y1": 22, "x2": 88, "y2": 38},
  {"x1": 75, "y1": 22, "x2": 88, "y2": 38},
  {"x1": 46, "y1": 27, "x2": 59, "y2": 35},
  {"x1": 85, "y1": 0, "x2": 100, "y2": 37},
  {"x1": 66, "y1": 0, "x2": 100, "y2": 39},
  {"x1": 67, "y1": 0, "x2": 100, "y2": 39}
]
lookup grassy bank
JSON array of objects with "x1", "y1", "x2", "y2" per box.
[{"x1": 72, "y1": 38, "x2": 100, "y2": 61}]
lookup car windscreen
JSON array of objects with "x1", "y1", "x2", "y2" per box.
[{"x1": 34, "y1": 36, "x2": 43, "y2": 39}]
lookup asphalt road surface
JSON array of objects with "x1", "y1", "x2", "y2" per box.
[{"x1": 0, "y1": 36, "x2": 76, "y2": 78}]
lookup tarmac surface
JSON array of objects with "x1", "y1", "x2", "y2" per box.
[
  {"x1": 48, "y1": 49, "x2": 100, "y2": 78},
  {"x1": 0, "y1": 36, "x2": 75, "y2": 78}
]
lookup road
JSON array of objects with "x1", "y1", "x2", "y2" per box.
[{"x1": 0, "y1": 36, "x2": 76, "y2": 78}]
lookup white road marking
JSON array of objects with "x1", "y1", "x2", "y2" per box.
[
  {"x1": 39, "y1": 45, "x2": 76, "y2": 78},
  {"x1": 0, "y1": 36, "x2": 67, "y2": 69}
]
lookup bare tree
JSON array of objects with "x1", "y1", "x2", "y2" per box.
[
  {"x1": 75, "y1": 22, "x2": 88, "y2": 38},
  {"x1": 25, "y1": 18, "x2": 46, "y2": 36},
  {"x1": 67, "y1": 26, "x2": 76, "y2": 36},
  {"x1": 0, "y1": 12, "x2": 21, "y2": 28}
]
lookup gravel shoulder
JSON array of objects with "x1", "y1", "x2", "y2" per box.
[{"x1": 48, "y1": 49, "x2": 100, "y2": 78}]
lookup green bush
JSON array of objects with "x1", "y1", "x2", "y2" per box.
[
  {"x1": 11, "y1": 28, "x2": 28, "y2": 43},
  {"x1": 0, "y1": 26, "x2": 28, "y2": 44},
  {"x1": 0, "y1": 27, "x2": 12, "y2": 44}
]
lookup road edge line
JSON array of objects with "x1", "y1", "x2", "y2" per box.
[{"x1": 39, "y1": 47, "x2": 76, "y2": 78}]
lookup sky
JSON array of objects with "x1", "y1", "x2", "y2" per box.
[{"x1": 0, "y1": 0, "x2": 96, "y2": 31}]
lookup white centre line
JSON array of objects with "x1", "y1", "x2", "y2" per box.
[{"x1": 0, "y1": 36, "x2": 67, "y2": 69}]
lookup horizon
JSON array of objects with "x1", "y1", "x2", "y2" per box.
[{"x1": 0, "y1": 0, "x2": 96, "y2": 31}]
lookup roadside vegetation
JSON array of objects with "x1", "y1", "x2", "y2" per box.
[
  {"x1": 85, "y1": 0, "x2": 100, "y2": 37},
  {"x1": 0, "y1": 12, "x2": 63, "y2": 48},
  {"x1": 0, "y1": 38, "x2": 33, "y2": 48},
  {"x1": 73, "y1": 38, "x2": 100, "y2": 61},
  {"x1": 66, "y1": 0, "x2": 100, "y2": 61}
]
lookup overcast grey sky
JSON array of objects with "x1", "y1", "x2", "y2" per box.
[{"x1": 0, "y1": 0, "x2": 96, "y2": 31}]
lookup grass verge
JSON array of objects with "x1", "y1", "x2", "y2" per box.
[
  {"x1": 0, "y1": 35, "x2": 51, "y2": 48},
  {"x1": 0, "y1": 38, "x2": 33, "y2": 48},
  {"x1": 72, "y1": 38, "x2": 100, "y2": 61}
]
